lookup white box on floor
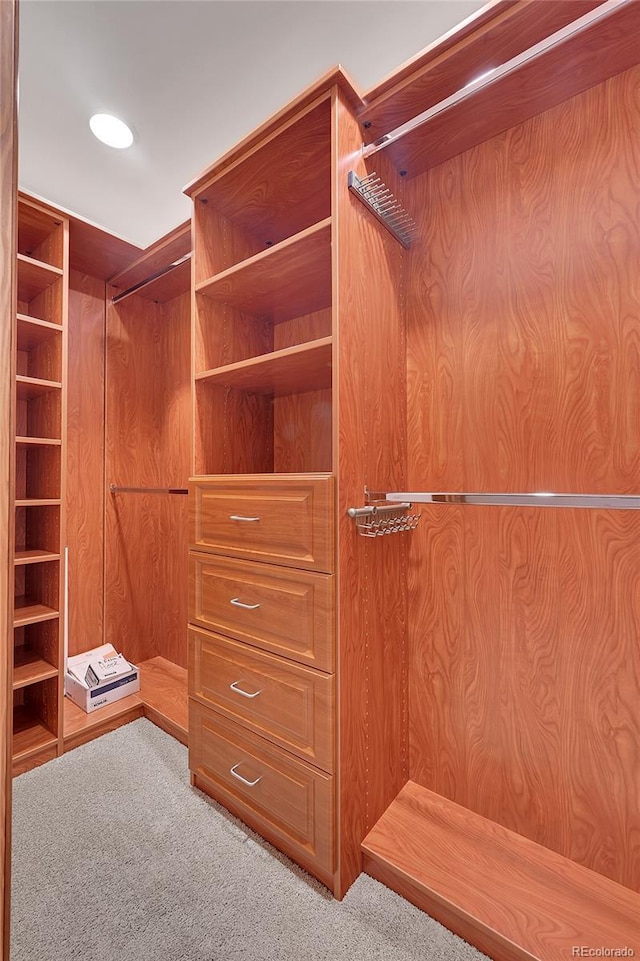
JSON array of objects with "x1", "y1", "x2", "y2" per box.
[{"x1": 65, "y1": 644, "x2": 140, "y2": 714}]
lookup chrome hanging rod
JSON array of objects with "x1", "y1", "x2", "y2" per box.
[
  {"x1": 111, "y1": 253, "x2": 191, "y2": 304},
  {"x1": 363, "y1": 0, "x2": 631, "y2": 158},
  {"x1": 385, "y1": 492, "x2": 640, "y2": 510},
  {"x1": 109, "y1": 484, "x2": 188, "y2": 495}
]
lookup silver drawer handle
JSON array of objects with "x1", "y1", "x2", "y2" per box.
[
  {"x1": 230, "y1": 597, "x2": 261, "y2": 610},
  {"x1": 229, "y1": 514, "x2": 260, "y2": 522},
  {"x1": 230, "y1": 680, "x2": 262, "y2": 699},
  {"x1": 230, "y1": 763, "x2": 262, "y2": 787}
]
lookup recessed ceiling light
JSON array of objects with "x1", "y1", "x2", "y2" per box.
[{"x1": 89, "y1": 113, "x2": 133, "y2": 149}]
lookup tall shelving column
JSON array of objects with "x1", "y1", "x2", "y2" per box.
[{"x1": 13, "y1": 197, "x2": 68, "y2": 774}]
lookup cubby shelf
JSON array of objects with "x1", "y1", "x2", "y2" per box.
[
  {"x1": 16, "y1": 374, "x2": 62, "y2": 400},
  {"x1": 196, "y1": 219, "x2": 332, "y2": 323},
  {"x1": 16, "y1": 436, "x2": 62, "y2": 447},
  {"x1": 196, "y1": 336, "x2": 332, "y2": 396},
  {"x1": 13, "y1": 650, "x2": 58, "y2": 690},
  {"x1": 17, "y1": 314, "x2": 63, "y2": 349},
  {"x1": 14, "y1": 550, "x2": 60, "y2": 565},
  {"x1": 17, "y1": 253, "x2": 63, "y2": 302},
  {"x1": 15, "y1": 498, "x2": 61, "y2": 508},
  {"x1": 12, "y1": 706, "x2": 58, "y2": 761},
  {"x1": 13, "y1": 598, "x2": 59, "y2": 628}
]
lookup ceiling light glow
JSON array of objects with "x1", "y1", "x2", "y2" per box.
[{"x1": 89, "y1": 113, "x2": 133, "y2": 149}]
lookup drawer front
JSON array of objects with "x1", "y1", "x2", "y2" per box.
[
  {"x1": 189, "y1": 701, "x2": 334, "y2": 878},
  {"x1": 189, "y1": 475, "x2": 334, "y2": 573},
  {"x1": 189, "y1": 553, "x2": 334, "y2": 672},
  {"x1": 189, "y1": 627, "x2": 334, "y2": 772}
]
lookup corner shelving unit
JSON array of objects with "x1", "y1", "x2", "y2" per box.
[{"x1": 13, "y1": 196, "x2": 68, "y2": 773}]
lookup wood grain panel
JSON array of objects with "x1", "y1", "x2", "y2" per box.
[
  {"x1": 67, "y1": 270, "x2": 105, "y2": 656},
  {"x1": 273, "y1": 388, "x2": 332, "y2": 474},
  {"x1": 384, "y1": 0, "x2": 640, "y2": 179},
  {"x1": 362, "y1": 781, "x2": 640, "y2": 961},
  {"x1": 406, "y1": 66, "x2": 640, "y2": 888},
  {"x1": 0, "y1": 1, "x2": 16, "y2": 949},
  {"x1": 334, "y1": 89, "x2": 408, "y2": 896},
  {"x1": 105, "y1": 291, "x2": 190, "y2": 668}
]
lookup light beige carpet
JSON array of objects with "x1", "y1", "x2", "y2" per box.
[{"x1": 12, "y1": 718, "x2": 487, "y2": 961}]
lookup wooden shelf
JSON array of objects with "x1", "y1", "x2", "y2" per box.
[
  {"x1": 17, "y1": 200, "x2": 63, "y2": 266},
  {"x1": 14, "y1": 550, "x2": 60, "y2": 566},
  {"x1": 116, "y1": 255, "x2": 191, "y2": 305},
  {"x1": 17, "y1": 314, "x2": 63, "y2": 350},
  {"x1": 13, "y1": 597, "x2": 59, "y2": 627},
  {"x1": 13, "y1": 649, "x2": 58, "y2": 690},
  {"x1": 362, "y1": 781, "x2": 640, "y2": 961},
  {"x1": 63, "y1": 655, "x2": 187, "y2": 752},
  {"x1": 196, "y1": 219, "x2": 331, "y2": 323},
  {"x1": 17, "y1": 253, "x2": 63, "y2": 302},
  {"x1": 15, "y1": 498, "x2": 61, "y2": 508},
  {"x1": 16, "y1": 436, "x2": 62, "y2": 447},
  {"x1": 13, "y1": 706, "x2": 57, "y2": 761},
  {"x1": 16, "y1": 374, "x2": 62, "y2": 400},
  {"x1": 196, "y1": 336, "x2": 332, "y2": 397}
]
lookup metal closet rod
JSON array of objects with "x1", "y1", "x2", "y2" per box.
[
  {"x1": 385, "y1": 492, "x2": 640, "y2": 510},
  {"x1": 363, "y1": 0, "x2": 629, "y2": 157},
  {"x1": 109, "y1": 484, "x2": 188, "y2": 495}
]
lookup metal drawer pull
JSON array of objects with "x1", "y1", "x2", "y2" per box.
[
  {"x1": 230, "y1": 763, "x2": 262, "y2": 788},
  {"x1": 229, "y1": 514, "x2": 260, "y2": 522},
  {"x1": 230, "y1": 597, "x2": 261, "y2": 610},
  {"x1": 230, "y1": 680, "x2": 262, "y2": 699}
]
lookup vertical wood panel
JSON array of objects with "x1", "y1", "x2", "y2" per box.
[
  {"x1": 335, "y1": 90, "x2": 408, "y2": 896},
  {"x1": 0, "y1": 1, "x2": 16, "y2": 951},
  {"x1": 66, "y1": 270, "x2": 105, "y2": 656},
  {"x1": 105, "y1": 291, "x2": 190, "y2": 668},
  {"x1": 406, "y1": 66, "x2": 640, "y2": 889}
]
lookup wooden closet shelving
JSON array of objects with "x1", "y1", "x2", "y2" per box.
[
  {"x1": 195, "y1": 337, "x2": 332, "y2": 396},
  {"x1": 13, "y1": 196, "x2": 68, "y2": 771}
]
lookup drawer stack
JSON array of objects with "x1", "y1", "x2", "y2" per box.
[{"x1": 188, "y1": 474, "x2": 335, "y2": 886}]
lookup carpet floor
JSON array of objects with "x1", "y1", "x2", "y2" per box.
[{"x1": 11, "y1": 718, "x2": 487, "y2": 961}]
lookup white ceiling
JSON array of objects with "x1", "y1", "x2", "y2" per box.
[{"x1": 18, "y1": 0, "x2": 486, "y2": 248}]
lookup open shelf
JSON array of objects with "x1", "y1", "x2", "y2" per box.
[
  {"x1": 17, "y1": 314, "x2": 62, "y2": 348},
  {"x1": 13, "y1": 706, "x2": 58, "y2": 760},
  {"x1": 194, "y1": 97, "x2": 332, "y2": 280},
  {"x1": 14, "y1": 550, "x2": 60, "y2": 565},
  {"x1": 17, "y1": 199, "x2": 64, "y2": 269},
  {"x1": 196, "y1": 337, "x2": 332, "y2": 397},
  {"x1": 63, "y1": 656, "x2": 187, "y2": 753},
  {"x1": 17, "y1": 254, "x2": 63, "y2": 302},
  {"x1": 16, "y1": 436, "x2": 62, "y2": 447},
  {"x1": 115, "y1": 254, "x2": 191, "y2": 305},
  {"x1": 13, "y1": 649, "x2": 58, "y2": 690},
  {"x1": 15, "y1": 503, "x2": 61, "y2": 556},
  {"x1": 362, "y1": 781, "x2": 640, "y2": 961},
  {"x1": 16, "y1": 375, "x2": 62, "y2": 400},
  {"x1": 13, "y1": 598, "x2": 59, "y2": 628},
  {"x1": 196, "y1": 219, "x2": 331, "y2": 323}
]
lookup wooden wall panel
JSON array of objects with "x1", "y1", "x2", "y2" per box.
[
  {"x1": 335, "y1": 89, "x2": 408, "y2": 896},
  {"x1": 0, "y1": 1, "x2": 16, "y2": 952},
  {"x1": 67, "y1": 270, "x2": 105, "y2": 656},
  {"x1": 406, "y1": 66, "x2": 640, "y2": 889},
  {"x1": 105, "y1": 291, "x2": 190, "y2": 668}
]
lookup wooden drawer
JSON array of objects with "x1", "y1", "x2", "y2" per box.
[
  {"x1": 189, "y1": 627, "x2": 334, "y2": 772},
  {"x1": 189, "y1": 474, "x2": 334, "y2": 573},
  {"x1": 189, "y1": 553, "x2": 334, "y2": 672},
  {"x1": 189, "y1": 701, "x2": 334, "y2": 882}
]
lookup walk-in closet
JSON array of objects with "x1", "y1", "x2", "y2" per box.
[{"x1": 2, "y1": 1, "x2": 640, "y2": 958}]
